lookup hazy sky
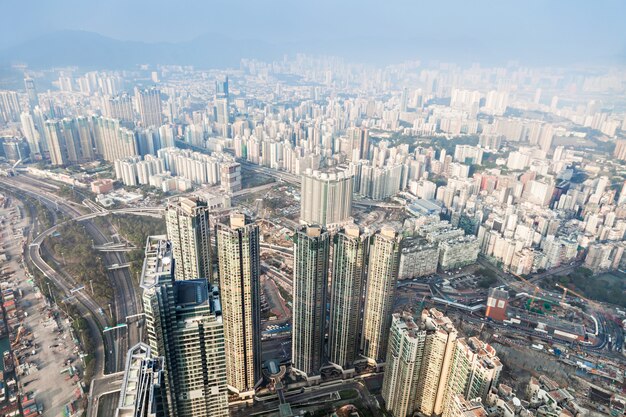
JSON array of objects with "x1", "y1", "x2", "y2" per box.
[{"x1": 2, "y1": 0, "x2": 625, "y2": 64}]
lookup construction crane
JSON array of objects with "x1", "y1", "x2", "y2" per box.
[
  {"x1": 11, "y1": 326, "x2": 24, "y2": 348},
  {"x1": 510, "y1": 271, "x2": 542, "y2": 309},
  {"x1": 555, "y1": 283, "x2": 603, "y2": 311}
]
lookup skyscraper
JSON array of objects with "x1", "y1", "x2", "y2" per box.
[
  {"x1": 381, "y1": 309, "x2": 458, "y2": 417},
  {"x1": 165, "y1": 197, "x2": 212, "y2": 282},
  {"x1": 292, "y1": 225, "x2": 330, "y2": 377},
  {"x1": 346, "y1": 126, "x2": 370, "y2": 160},
  {"x1": 214, "y1": 77, "x2": 230, "y2": 136},
  {"x1": 136, "y1": 87, "x2": 163, "y2": 127},
  {"x1": 328, "y1": 224, "x2": 370, "y2": 371},
  {"x1": 214, "y1": 213, "x2": 261, "y2": 396},
  {"x1": 20, "y1": 111, "x2": 41, "y2": 155},
  {"x1": 116, "y1": 343, "x2": 168, "y2": 417},
  {"x1": 361, "y1": 226, "x2": 402, "y2": 364},
  {"x1": 43, "y1": 120, "x2": 68, "y2": 166},
  {"x1": 300, "y1": 168, "x2": 353, "y2": 227},
  {"x1": 24, "y1": 76, "x2": 39, "y2": 108},
  {"x1": 141, "y1": 237, "x2": 229, "y2": 417},
  {"x1": 0, "y1": 91, "x2": 21, "y2": 124}
]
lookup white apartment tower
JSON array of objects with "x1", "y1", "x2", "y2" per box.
[
  {"x1": 381, "y1": 309, "x2": 458, "y2": 417},
  {"x1": 361, "y1": 226, "x2": 402, "y2": 364},
  {"x1": 300, "y1": 168, "x2": 353, "y2": 227}
]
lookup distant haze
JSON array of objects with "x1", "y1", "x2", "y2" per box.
[{"x1": 1, "y1": 0, "x2": 625, "y2": 68}]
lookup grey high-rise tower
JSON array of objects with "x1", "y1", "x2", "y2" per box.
[
  {"x1": 328, "y1": 224, "x2": 370, "y2": 370},
  {"x1": 214, "y1": 213, "x2": 261, "y2": 397},
  {"x1": 165, "y1": 197, "x2": 212, "y2": 282},
  {"x1": 292, "y1": 225, "x2": 330, "y2": 377},
  {"x1": 24, "y1": 76, "x2": 39, "y2": 108},
  {"x1": 361, "y1": 226, "x2": 402, "y2": 364},
  {"x1": 141, "y1": 237, "x2": 228, "y2": 417}
]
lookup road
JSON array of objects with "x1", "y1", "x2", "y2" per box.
[
  {"x1": 0, "y1": 178, "x2": 115, "y2": 376},
  {"x1": 0, "y1": 174, "x2": 161, "y2": 374},
  {"x1": 231, "y1": 377, "x2": 380, "y2": 417},
  {"x1": 240, "y1": 161, "x2": 302, "y2": 186}
]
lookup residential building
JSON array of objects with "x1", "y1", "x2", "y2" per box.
[
  {"x1": 165, "y1": 197, "x2": 212, "y2": 282},
  {"x1": 300, "y1": 168, "x2": 353, "y2": 227},
  {"x1": 214, "y1": 213, "x2": 261, "y2": 396},
  {"x1": 328, "y1": 224, "x2": 370, "y2": 371},
  {"x1": 292, "y1": 225, "x2": 330, "y2": 377},
  {"x1": 140, "y1": 237, "x2": 229, "y2": 417},
  {"x1": 361, "y1": 226, "x2": 402, "y2": 364}
]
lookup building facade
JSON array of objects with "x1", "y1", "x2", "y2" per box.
[
  {"x1": 140, "y1": 237, "x2": 228, "y2": 417},
  {"x1": 300, "y1": 169, "x2": 353, "y2": 227},
  {"x1": 292, "y1": 225, "x2": 330, "y2": 377},
  {"x1": 361, "y1": 226, "x2": 402, "y2": 364},
  {"x1": 214, "y1": 213, "x2": 261, "y2": 396},
  {"x1": 328, "y1": 224, "x2": 370, "y2": 370},
  {"x1": 165, "y1": 197, "x2": 212, "y2": 282}
]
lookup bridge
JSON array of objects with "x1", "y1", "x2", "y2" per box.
[
  {"x1": 353, "y1": 199, "x2": 404, "y2": 209},
  {"x1": 260, "y1": 243, "x2": 293, "y2": 256},
  {"x1": 107, "y1": 263, "x2": 131, "y2": 271},
  {"x1": 93, "y1": 242, "x2": 137, "y2": 252},
  {"x1": 29, "y1": 207, "x2": 164, "y2": 249}
]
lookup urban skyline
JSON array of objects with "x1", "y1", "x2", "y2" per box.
[{"x1": 0, "y1": 2, "x2": 624, "y2": 417}]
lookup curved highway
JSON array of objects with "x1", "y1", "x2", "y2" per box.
[{"x1": 0, "y1": 175, "x2": 164, "y2": 375}]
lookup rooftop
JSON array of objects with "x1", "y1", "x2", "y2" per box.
[{"x1": 140, "y1": 236, "x2": 173, "y2": 290}]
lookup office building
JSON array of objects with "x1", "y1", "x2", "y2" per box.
[
  {"x1": 136, "y1": 87, "x2": 163, "y2": 127},
  {"x1": 116, "y1": 343, "x2": 168, "y2": 417},
  {"x1": 141, "y1": 237, "x2": 229, "y2": 417},
  {"x1": 24, "y1": 77, "x2": 39, "y2": 108},
  {"x1": 165, "y1": 197, "x2": 212, "y2": 282},
  {"x1": 328, "y1": 224, "x2": 370, "y2": 370},
  {"x1": 292, "y1": 225, "x2": 330, "y2": 377},
  {"x1": 361, "y1": 226, "x2": 402, "y2": 364},
  {"x1": 381, "y1": 309, "x2": 458, "y2": 417},
  {"x1": 214, "y1": 213, "x2": 261, "y2": 396},
  {"x1": 300, "y1": 168, "x2": 353, "y2": 227},
  {"x1": 215, "y1": 76, "x2": 230, "y2": 127},
  {"x1": 346, "y1": 126, "x2": 370, "y2": 160}
]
